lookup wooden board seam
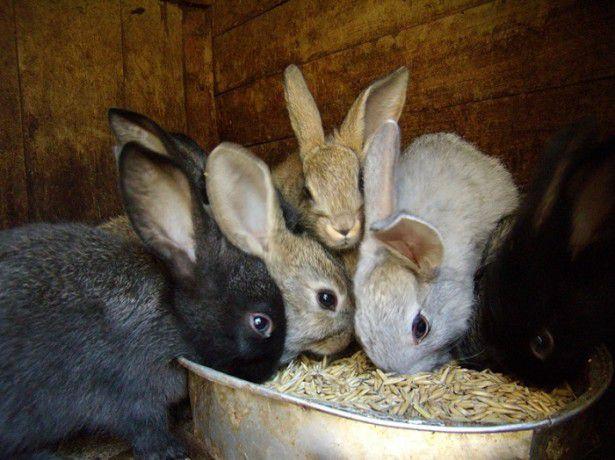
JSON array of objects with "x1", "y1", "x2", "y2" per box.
[
  {"x1": 11, "y1": 0, "x2": 31, "y2": 221},
  {"x1": 224, "y1": 75, "x2": 615, "y2": 149},
  {"x1": 213, "y1": 0, "x2": 491, "y2": 94},
  {"x1": 213, "y1": 0, "x2": 290, "y2": 37}
]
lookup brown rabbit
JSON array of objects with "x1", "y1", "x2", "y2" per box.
[{"x1": 273, "y1": 65, "x2": 409, "y2": 252}]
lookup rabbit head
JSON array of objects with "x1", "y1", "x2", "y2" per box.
[
  {"x1": 479, "y1": 123, "x2": 615, "y2": 385},
  {"x1": 282, "y1": 65, "x2": 409, "y2": 250},
  {"x1": 354, "y1": 121, "x2": 473, "y2": 374},
  {"x1": 206, "y1": 143, "x2": 354, "y2": 363},
  {"x1": 109, "y1": 109, "x2": 287, "y2": 382}
]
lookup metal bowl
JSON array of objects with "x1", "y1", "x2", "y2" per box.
[{"x1": 180, "y1": 346, "x2": 612, "y2": 459}]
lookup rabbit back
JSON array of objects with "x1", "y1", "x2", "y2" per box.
[
  {"x1": 396, "y1": 133, "x2": 519, "y2": 272},
  {"x1": 0, "y1": 224, "x2": 188, "y2": 456}
]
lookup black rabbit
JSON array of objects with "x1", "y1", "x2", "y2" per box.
[
  {"x1": 459, "y1": 122, "x2": 614, "y2": 386},
  {"x1": 0, "y1": 110, "x2": 287, "y2": 458}
]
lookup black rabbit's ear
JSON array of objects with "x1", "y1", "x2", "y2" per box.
[
  {"x1": 119, "y1": 142, "x2": 198, "y2": 281},
  {"x1": 533, "y1": 119, "x2": 597, "y2": 230},
  {"x1": 108, "y1": 108, "x2": 174, "y2": 160},
  {"x1": 567, "y1": 137, "x2": 614, "y2": 256}
]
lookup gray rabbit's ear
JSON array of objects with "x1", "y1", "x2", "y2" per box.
[
  {"x1": 119, "y1": 143, "x2": 197, "y2": 281},
  {"x1": 363, "y1": 120, "x2": 400, "y2": 227},
  {"x1": 372, "y1": 213, "x2": 444, "y2": 278},
  {"x1": 206, "y1": 142, "x2": 286, "y2": 260},
  {"x1": 108, "y1": 108, "x2": 173, "y2": 160},
  {"x1": 338, "y1": 67, "x2": 409, "y2": 161},
  {"x1": 283, "y1": 65, "x2": 325, "y2": 158}
]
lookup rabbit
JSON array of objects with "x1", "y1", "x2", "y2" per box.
[
  {"x1": 205, "y1": 142, "x2": 355, "y2": 363},
  {"x1": 272, "y1": 64, "x2": 409, "y2": 251},
  {"x1": 0, "y1": 114, "x2": 287, "y2": 458},
  {"x1": 354, "y1": 120, "x2": 519, "y2": 374},
  {"x1": 461, "y1": 122, "x2": 615, "y2": 386},
  {"x1": 102, "y1": 109, "x2": 353, "y2": 363}
]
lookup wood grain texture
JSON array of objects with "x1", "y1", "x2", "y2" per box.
[
  {"x1": 182, "y1": 6, "x2": 218, "y2": 151},
  {"x1": 212, "y1": 0, "x2": 287, "y2": 36},
  {"x1": 213, "y1": 0, "x2": 483, "y2": 93},
  {"x1": 121, "y1": 0, "x2": 186, "y2": 132},
  {"x1": 250, "y1": 79, "x2": 615, "y2": 187},
  {"x1": 14, "y1": 0, "x2": 124, "y2": 223},
  {"x1": 216, "y1": 0, "x2": 615, "y2": 147},
  {"x1": 0, "y1": 0, "x2": 29, "y2": 229}
]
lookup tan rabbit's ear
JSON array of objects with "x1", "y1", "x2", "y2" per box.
[
  {"x1": 284, "y1": 65, "x2": 325, "y2": 158},
  {"x1": 206, "y1": 142, "x2": 286, "y2": 259},
  {"x1": 372, "y1": 213, "x2": 444, "y2": 278},
  {"x1": 338, "y1": 67, "x2": 409, "y2": 161},
  {"x1": 363, "y1": 121, "x2": 400, "y2": 227}
]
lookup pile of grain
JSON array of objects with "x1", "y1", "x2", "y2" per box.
[{"x1": 266, "y1": 351, "x2": 575, "y2": 424}]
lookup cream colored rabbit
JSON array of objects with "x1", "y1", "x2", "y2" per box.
[
  {"x1": 273, "y1": 65, "x2": 409, "y2": 252},
  {"x1": 206, "y1": 142, "x2": 355, "y2": 362}
]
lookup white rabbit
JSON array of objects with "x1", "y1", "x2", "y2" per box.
[{"x1": 354, "y1": 121, "x2": 519, "y2": 374}]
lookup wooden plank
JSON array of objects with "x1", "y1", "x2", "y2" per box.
[
  {"x1": 250, "y1": 137, "x2": 296, "y2": 167},
  {"x1": 213, "y1": 0, "x2": 483, "y2": 93},
  {"x1": 121, "y1": 0, "x2": 186, "y2": 133},
  {"x1": 182, "y1": 6, "x2": 218, "y2": 151},
  {"x1": 14, "y1": 0, "x2": 124, "y2": 223},
  {"x1": 212, "y1": 0, "x2": 287, "y2": 36},
  {"x1": 248, "y1": 79, "x2": 615, "y2": 187},
  {"x1": 216, "y1": 0, "x2": 615, "y2": 146},
  {"x1": 0, "y1": 0, "x2": 29, "y2": 229},
  {"x1": 403, "y1": 79, "x2": 615, "y2": 188}
]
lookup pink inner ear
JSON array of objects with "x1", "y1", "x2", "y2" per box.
[
  {"x1": 373, "y1": 215, "x2": 444, "y2": 276},
  {"x1": 377, "y1": 229, "x2": 420, "y2": 266}
]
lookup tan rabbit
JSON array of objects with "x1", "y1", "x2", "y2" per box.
[
  {"x1": 273, "y1": 65, "x2": 409, "y2": 252},
  {"x1": 101, "y1": 111, "x2": 354, "y2": 363},
  {"x1": 206, "y1": 142, "x2": 355, "y2": 362}
]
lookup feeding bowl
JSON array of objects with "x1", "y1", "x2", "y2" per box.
[{"x1": 179, "y1": 346, "x2": 612, "y2": 459}]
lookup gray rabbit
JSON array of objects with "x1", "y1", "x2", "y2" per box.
[
  {"x1": 0, "y1": 110, "x2": 287, "y2": 458},
  {"x1": 354, "y1": 121, "x2": 519, "y2": 374}
]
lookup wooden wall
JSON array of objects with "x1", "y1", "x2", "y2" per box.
[
  {"x1": 0, "y1": 0, "x2": 613, "y2": 228},
  {"x1": 0, "y1": 0, "x2": 216, "y2": 228},
  {"x1": 212, "y1": 0, "x2": 614, "y2": 185}
]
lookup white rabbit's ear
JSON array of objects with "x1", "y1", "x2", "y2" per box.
[
  {"x1": 338, "y1": 67, "x2": 409, "y2": 160},
  {"x1": 283, "y1": 65, "x2": 325, "y2": 158},
  {"x1": 206, "y1": 142, "x2": 285, "y2": 259},
  {"x1": 363, "y1": 120, "x2": 400, "y2": 227},
  {"x1": 372, "y1": 213, "x2": 444, "y2": 278},
  {"x1": 108, "y1": 108, "x2": 172, "y2": 159}
]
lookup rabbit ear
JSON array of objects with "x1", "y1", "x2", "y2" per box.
[
  {"x1": 119, "y1": 143, "x2": 198, "y2": 281},
  {"x1": 283, "y1": 65, "x2": 325, "y2": 158},
  {"x1": 108, "y1": 108, "x2": 173, "y2": 160},
  {"x1": 338, "y1": 67, "x2": 408, "y2": 160},
  {"x1": 206, "y1": 142, "x2": 286, "y2": 259},
  {"x1": 533, "y1": 119, "x2": 597, "y2": 231},
  {"x1": 372, "y1": 213, "x2": 444, "y2": 278},
  {"x1": 569, "y1": 150, "x2": 614, "y2": 255},
  {"x1": 363, "y1": 120, "x2": 400, "y2": 227}
]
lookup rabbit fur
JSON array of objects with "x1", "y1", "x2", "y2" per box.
[
  {"x1": 273, "y1": 65, "x2": 409, "y2": 252},
  {"x1": 354, "y1": 121, "x2": 519, "y2": 374},
  {"x1": 0, "y1": 109, "x2": 287, "y2": 458},
  {"x1": 206, "y1": 143, "x2": 356, "y2": 363}
]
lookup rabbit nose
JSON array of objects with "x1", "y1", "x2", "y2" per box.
[{"x1": 336, "y1": 227, "x2": 351, "y2": 236}]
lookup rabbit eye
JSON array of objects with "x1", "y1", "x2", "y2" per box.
[
  {"x1": 249, "y1": 313, "x2": 273, "y2": 339},
  {"x1": 317, "y1": 289, "x2": 337, "y2": 311},
  {"x1": 530, "y1": 329, "x2": 554, "y2": 361},
  {"x1": 411, "y1": 313, "x2": 430, "y2": 344}
]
